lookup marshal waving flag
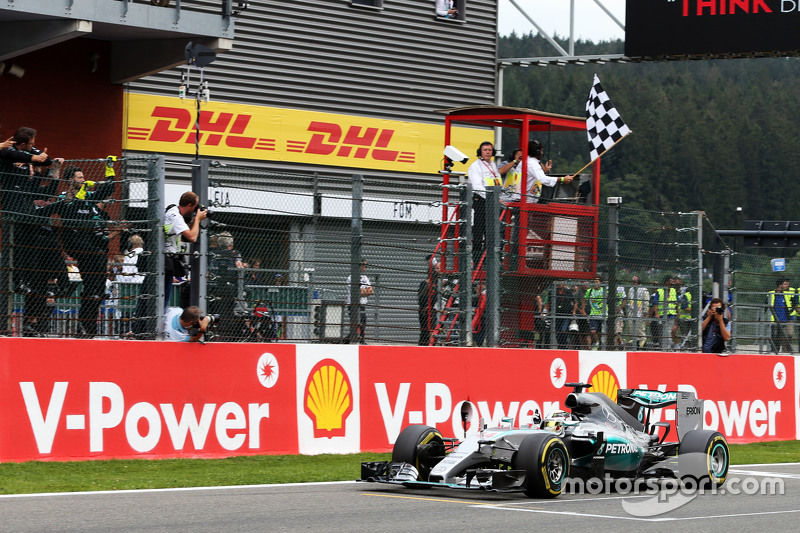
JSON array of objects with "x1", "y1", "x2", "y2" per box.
[{"x1": 585, "y1": 74, "x2": 631, "y2": 161}]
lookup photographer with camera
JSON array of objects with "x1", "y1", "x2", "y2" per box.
[
  {"x1": 164, "y1": 191, "x2": 207, "y2": 311},
  {"x1": 701, "y1": 297, "x2": 731, "y2": 354},
  {"x1": 163, "y1": 305, "x2": 219, "y2": 342}
]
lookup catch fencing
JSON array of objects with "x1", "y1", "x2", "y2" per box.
[{"x1": 1, "y1": 157, "x2": 794, "y2": 352}]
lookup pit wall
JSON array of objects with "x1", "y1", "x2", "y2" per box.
[{"x1": 0, "y1": 339, "x2": 794, "y2": 462}]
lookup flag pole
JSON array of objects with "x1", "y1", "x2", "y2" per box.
[{"x1": 568, "y1": 132, "x2": 631, "y2": 178}]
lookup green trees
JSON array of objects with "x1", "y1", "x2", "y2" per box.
[{"x1": 499, "y1": 33, "x2": 800, "y2": 227}]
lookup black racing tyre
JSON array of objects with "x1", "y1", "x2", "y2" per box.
[
  {"x1": 392, "y1": 425, "x2": 446, "y2": 481},
  {"x1": 678, "y1": 430, "x2": 729, "y2": 488},
  {"x1": 513, "y1": 433, "x2": 570, "y2": 498}
]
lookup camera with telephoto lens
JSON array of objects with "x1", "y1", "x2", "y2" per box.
[
  {"x1": 202, "y1": 313, "x2": 221, "y2": 326},
  {"x1": 198, "y1": 204, "x2": 214, "y2": 219},
  {"x1": 715, "y1": 306, "x2": 723, "y2": 315}
]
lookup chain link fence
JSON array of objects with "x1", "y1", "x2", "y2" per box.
[
  {"x1": 3, "y1": 156, "x2": 794, "y2": 352},
  {"x1": 1, "y1": 155, "x2": 162, "y2": 338}
]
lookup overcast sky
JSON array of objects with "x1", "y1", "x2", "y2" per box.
[{"x1": 498, "y1": 0, "x2": 626, "y2": 42}]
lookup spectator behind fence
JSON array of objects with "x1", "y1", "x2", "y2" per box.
[
  {"x1": 767, "y1": 278, "x2": 796, "y2": 353},
  {"x1": 702, "y1": 298, "x2": 731, "y2": 354},
  {"x1": 20, "y1": 151, "x2": 68, "y2": 336},
  {"x1": 583, "y1": 276, "x2": 605, "y2": 349},
  {"x1": 208, "y1": 231, "x2": 244, "y2": 341},
  {"x1": 119, "y1": 235, "x2": 145, "y2": 337},
  {"x1": 626, "y1": 276, "x2": 650, "y2": 349},
  {"x1": 163, "y1": 191, "x2": 206, "y2": 311},
  {"x1": 574, "y1": 282, "x2": 591, "y2": 348},
  {"x1": 418, "y1": 254, "x2": 443, "y2": 346},
  {"x1": 675, "y1": 275, "x2": 694, "y2": 349},
  {"x1": 163, "y1": 305, "x2": 211, "y2": 342},
  {"x1": 552, "y1": 281, "x2": 575, "y2": 349},
  {"x1": 119, "y1": 235, "x2": 145, "y2": 284},
  {"x1": 650, "y1": 274, "x2": 678, "y2": 350},
  {"x1": 52, "y1": 166, "x2": 116, "y2": 338},
  {"x1": 0, "y1": 127, "x2": 57, "y2": 300},
  {"x1": 346, "y1": 259, "x2": 373, "y2": 344}
]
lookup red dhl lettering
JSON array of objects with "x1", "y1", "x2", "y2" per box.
[
  {"x1": 128, "y1": 109, "x2": 415, "y2": 162},
  {"x1": 292, "y1": 121, "x2": 415, "y2": 163},
  {"x1": 130, "y1": 106, "x2": 275, "y2": 150}
]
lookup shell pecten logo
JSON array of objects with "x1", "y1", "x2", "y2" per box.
[
  {"x1": 304, "y1": 358, "x2": 354, "y2": 438},
  {"x1": 588, "y1": 364, "x2": 621, "y2": 402}
]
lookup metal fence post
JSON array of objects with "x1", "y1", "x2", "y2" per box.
[
  {"x1": 460, "y1": 183, "x2": 473, "y2": 347},
  {"x1": 190, "y1": 158, "x2": 209, "y2": 310},
  {"x1": 153, "y1": 156, "x2": 166, "y2": 338},
  {"x1": 697, "y1": 211, "x2": 705, "y2": 351},
  {"x1": 349, "y1": 174, "x2": 364, "y2": 344},
  {"x1": 485, "y1": 186, "x2": 501, "y2": 347},
  {"x1": 607, "y1": 198, "x2": 621, "y2": 350}
]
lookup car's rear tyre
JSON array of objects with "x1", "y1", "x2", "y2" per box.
[
  {"x1": 513, "y1": 433, "x2": 569, "y2": 498},
  {"x1": 678, "y1": 430, "x2": 729, "y2": 488},
  {"x1": 392, "y1": 425, "x2": 446, "y2": 481}
]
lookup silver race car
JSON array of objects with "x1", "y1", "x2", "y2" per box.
[{"x1": 360, "y1": 382, "x2": 729, "y2": 498}]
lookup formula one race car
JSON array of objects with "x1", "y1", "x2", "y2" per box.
[{"x1": 360, "y1": 383, "x2": 729, "y2": 498}]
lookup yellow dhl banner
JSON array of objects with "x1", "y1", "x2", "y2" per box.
[{"x1": 123, "y1": 93, "x2": 489, "y2": 174}]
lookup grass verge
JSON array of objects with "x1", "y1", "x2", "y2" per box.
[{"x1": 0, "y1": 440, "x2": 798, "y2": 495}]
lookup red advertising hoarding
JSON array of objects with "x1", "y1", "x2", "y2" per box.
[
  {"x1": 358, "y1": 347, "x2": 580, "y2": 451},
  {"x1": 0, "y1": 339, "x2": 298, "y2": 462},
  {"x1": 0, "y1": 339, "x2": 796, "y2": 462}
]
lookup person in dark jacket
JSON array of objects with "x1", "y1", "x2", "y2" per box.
[
  {"x1": 418, "y1": 255, "x2": 443, "y2": 346},
  {"x1": 51, "y1": 166, "x2": 116, "y2": 337},
  {"x1": 702, "y1": 298, "x2": 731, "y2": 354},
  {"x1": 0, "y1": 127, "x2": 64, "y2": 335}
]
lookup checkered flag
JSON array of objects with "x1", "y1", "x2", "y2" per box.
[{"x1": 586, "y1": 74, "x2": 631, "y2": 161}]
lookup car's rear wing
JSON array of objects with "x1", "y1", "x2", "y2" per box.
[{"x1": 617, "y1": 389, "x2": 703, "y2": 441}]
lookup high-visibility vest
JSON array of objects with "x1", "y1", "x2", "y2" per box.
[
  {"x1": 768, "y1": 289, "x2": 796, "y2": 322},
  {"x1": 792, "y1": 288, "x2": 800, "y2": 317},
  {"x1": 655, "y1": 288, "x2": 677, "y2": 317},
  {"x1": 678, "y1": 290, "x2": 693, "y2": 320}
]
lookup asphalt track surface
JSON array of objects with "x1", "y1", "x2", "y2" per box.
[{"x1": 1, "y1": 463, "x2": 799, "y2": 532}]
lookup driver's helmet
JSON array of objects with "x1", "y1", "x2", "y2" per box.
[{"x1": 542, "y1": 410, "x2": 571, "y2": 431}]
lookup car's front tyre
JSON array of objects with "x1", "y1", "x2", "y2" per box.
[
  {"x1": 513, "y1": 433, "x2": 570, "y2": 498},
  {"x1": 392, "y1": 425, "x2": 446, "y2": 481}
]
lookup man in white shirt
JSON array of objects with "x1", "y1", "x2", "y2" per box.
[
  {"x1": 525, "y1": 140, "x2": 574, "y2": 202},
  {"x1": 436, "y1": 0, "x2": 458, "y2": 18},
  {"x1": 163, "y1": 305, "x2": 210, "y2": 342},
  {"x1": 119, "y1": 234, "x2": 145, "y2": 285},
  {"x1": 467, "y1": 141, "x2": 515, "y2": 267},
  {"x1": 627, "y1": 275, "x2": 651, "y2": 349},
  {"x1": 346, "y1": 260, "x2": 374, "y2": 344},
  {"x1": 164, "y1": 191, "x2": 206, "y2": 311}
]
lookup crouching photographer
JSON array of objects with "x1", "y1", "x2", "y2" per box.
[
  {"x1": 163, "y1": 305, "x2": 220, "y2": 342},
  {"x1": 701, "y1": 298, "x2": 731, "y2": 354}
]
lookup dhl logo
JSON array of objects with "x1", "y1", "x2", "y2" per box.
[
  {"x1": 127, "y1": 107, "x2": 416, "y2": 164},
  {"x1": 127, "y1": 106, "x2": 275, "y2": 150},
  {"x1": 288, "y1": 121, "x2": 415, "y2": 163}
]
